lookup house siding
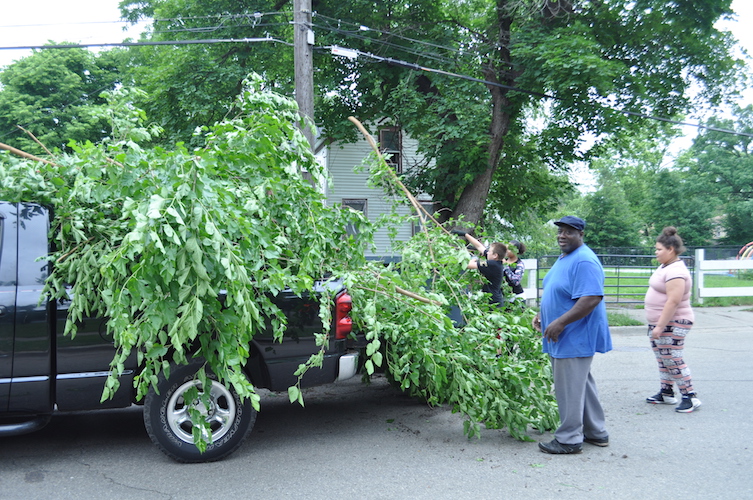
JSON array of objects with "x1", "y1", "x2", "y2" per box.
[{"x1": 324, "y1": 132, "x2": 428, "y2": 258}]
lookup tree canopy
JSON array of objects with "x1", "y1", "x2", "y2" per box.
[
  {"x1": 559, "y1": 104, "x2": 753, "y2": 249},
  {"x1": 560, "y1": 132, "x2": 720, "y2": 248},
  {"x1": 0, "y1": 47, "x2": 126, "y2": 155},
  {"x1": 0, "y1": 1, "x2": 746, "y2": 239},
  {"x1": 690, "y1": 105, "x2": 753, "y2": 245},
  {"x1": 116, "y1": 0, "x2": 745, "y2": 230}
]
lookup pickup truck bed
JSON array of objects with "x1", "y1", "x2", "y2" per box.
[{"x1": 0, "y1": 201, "x2": 363, "y2": 462}]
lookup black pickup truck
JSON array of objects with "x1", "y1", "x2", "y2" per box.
[{"x1": 0, "y1": 201, "x2": 362, "y2": 462}]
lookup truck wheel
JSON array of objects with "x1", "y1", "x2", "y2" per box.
[{"x1": 143, "y1": 361, "x2": 257, "y2": 463}]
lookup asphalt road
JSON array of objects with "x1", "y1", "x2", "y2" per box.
[{"x1": 0, "y1": 307, "x2": 751, "y2": 500}]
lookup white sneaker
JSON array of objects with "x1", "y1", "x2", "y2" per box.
[
  {"x1": 675, "y1": 394, "x2": 702, "y2": 413},
  {"x1": 646, "y1": 391, "x2": 677, "y2": 405}
]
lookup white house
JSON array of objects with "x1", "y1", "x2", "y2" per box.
[{"x1": 317, "y1": 124, "x2": 434, "y2": 259}]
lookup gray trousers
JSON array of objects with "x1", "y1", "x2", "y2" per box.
[{"x1": 550, "y1": 356, "x2": 608, "y2": 445}]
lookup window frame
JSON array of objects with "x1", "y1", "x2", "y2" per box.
[
  {"x1": 379, "y1": 127, "x2": 402, "y2": 174},
  {"x1": 411, "y1": 200, "x2": 438, "y2": 236},
  {"x1": 341, "y1": 198, "x2": 368, "y2": 237}
]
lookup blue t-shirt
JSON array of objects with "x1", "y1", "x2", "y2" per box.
[{"x1": 541, "y1": 244, "x2": 612, "y2": 358}]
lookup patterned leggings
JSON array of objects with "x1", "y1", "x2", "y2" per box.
[{"x1": 649, "y1": 320, "x2": 695, "y2": 395}]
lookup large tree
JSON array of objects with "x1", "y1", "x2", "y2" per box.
[
  {"x1": 0, "y1": 47, "x2": 126, "y2": 155},
  {"x1": 119, "y1": 0, "x2": 745, "y2": 227},
  {"x1": 566, "y1": 130, "x2": 719, "y2": 248},
  {"x1": 581, "y1": 183, "x2": 643, "y2": 248},
  {"x1": 689, "y1": 105, "x2": 753, "y2": 245},
  {"x1": 646, "y1": 168, "x2": 717, "y2": 246}
]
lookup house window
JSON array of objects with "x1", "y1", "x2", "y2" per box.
[
  {"x1": 342, "y1": 199, "x2": 367, "y2": 236},
  {"x1": 412, "y1": 201, "x2": 438, "y2": 236},
  {"x1": 379, "y1": 127, "x2": 402, "y2": 173}
]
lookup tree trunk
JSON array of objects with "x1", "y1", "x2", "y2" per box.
[
  {"x1": 452, "y1": 90, "x2": 511, "y2": 226},
  {"x1": 451, "y1": 0, "x2": 513, "y2": 227}
]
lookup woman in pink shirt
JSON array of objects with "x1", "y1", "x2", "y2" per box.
[{"x1": 644, "y1": 227, "x2": 701, "y2": 413}]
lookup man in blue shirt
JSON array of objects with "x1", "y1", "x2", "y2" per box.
[{"x1": 533, "y1": 216, "x2": 612, "y2": 454}]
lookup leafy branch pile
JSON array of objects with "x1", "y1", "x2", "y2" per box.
[
  {"x1": 0, "y1": 77, "x2": 370, "y2": 446},
  {"x1": 0, "y1": 77, "x2": 556, "y2": 445},
  {"x1": 347, "y1": 148, "x2": 558, "y2": 440}
]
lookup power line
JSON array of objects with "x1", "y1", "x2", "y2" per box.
[
  {"x1": 0, "y1": 27, "x2": 749, "y2": 140},
  {"x1": 0, "y1": 20, "x2": 133, "y2": 29},
  {"x1": 313, "y1": 13, "x2": 478, "y2": 61},
  {"x1": 330, "y1": 46, "x2": 547, "y2": 96},
  {"x1": 327, "y1": 46, "x2": 753, "y2": 139},
  {"x1": 149, "y1": 11, "x2": 288, "y2": 24},
  {"x1": 148, "y1": 11, "x2": 290, "y2": 35},
  {"x1": 0, "y1": 38, "x2": 291, "y2": 51},
  {"x1": 150, "y1": 22, "x2": 289, "y2": 35},
  {"x1": 311, "y1": 18, "x2": 490, "y2": 72},
  {"x1": 0, "y1": 12, "x2": 288, "y2": 44},
  {"x1": 312, "y1": 13, "x2": 523, "y2": 78},
  {"x1": 312, "y1": 22, "x2": 463, "y2": 68},
  {"x1": 0, "y1": 11, "x2": 286, "y2": 30}
]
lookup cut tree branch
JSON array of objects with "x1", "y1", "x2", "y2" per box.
[
  {"x1": 347, "y1": 116, "x2": 449, "y2": 235},
  {"x1": 16, "y1": 125, "x2": 53, "y2": 156},
  {"x1": 0, "y1": 142, "x2": 60, "y2": 167}
]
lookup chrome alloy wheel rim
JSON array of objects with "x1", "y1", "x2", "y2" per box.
[{"x1": 166, "y1": 379, "x2": 237, "y2": 444}]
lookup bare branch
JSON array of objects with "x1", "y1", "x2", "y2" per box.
[
  {"x1": 16, "y1": 125, "x2": 54, "y2": 156},
  {"x1": 347, "y1": 116, "x2": 448, "y2": 235},
  {"x1": 0, "y1": 142, "x2": 60, "y2": 167}
]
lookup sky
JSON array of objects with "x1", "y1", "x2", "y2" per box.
[{"x1": 0, "y1": 1, "x2": 147, "y2": 67}]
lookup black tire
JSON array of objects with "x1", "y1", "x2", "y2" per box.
[{"x1": 143, "y1": 360, "x2": 257, "y2": 463}]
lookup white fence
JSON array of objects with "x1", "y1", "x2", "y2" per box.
[
  {"x1": 521, "y1": 258, "x2": 539, "y2": 302},
  {"x1": 693, "y1": 248, "x2": 753, "y2": 303},
  {"x1": 521, "y1": 251, "x2": 753, "y2": 305}
]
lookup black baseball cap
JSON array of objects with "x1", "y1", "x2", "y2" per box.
[{"x1": 554, "y1": 215, "x2": 586, "y2": 231}]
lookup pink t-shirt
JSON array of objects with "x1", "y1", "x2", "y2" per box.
[{"x1": 644, "y1": 260, "x2": 694, "y2": 324}]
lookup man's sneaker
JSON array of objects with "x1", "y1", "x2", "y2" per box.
[
  {"x1": 584, "y1": 436, "x2": 609, "y2": 447},
  {"x1": 675, "y1": 393, "x2": 702, "y2": 413},
  {"x1": 646, "y1": 390, "x2": 677, "y2": 405},
  {"x1": 538, "y1": 439, "x2": 582, "y2": 454}
]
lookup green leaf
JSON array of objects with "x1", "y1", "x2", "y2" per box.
[
  {"x1": 147, "y1": 195, "x2": 165, "y2": 219},
  {"x1": 371, "y1": 351, "x2": 383, "y2": 367},
  {"x1": 146, "y1": 343, "x2": 168, "y2": 358},
  {"x1": 288, "y1": 385, "x2": 300, "y2": 404}
]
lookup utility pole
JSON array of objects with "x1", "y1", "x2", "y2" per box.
[{"x1": 294, "y1": 0, "x2": 314, "y2": 151}]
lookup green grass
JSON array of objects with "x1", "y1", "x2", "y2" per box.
[
  {"x1": 695, "y1": 296, "x2": 753, "y2": 306},
  {"x1": 607, "y1": 311, "x2": 644, "y2": 327},
  {"x1": 704, "y1": 273, "x2": 753, "y2": 287},
  {"x1": 537, "y1": 268, "x2": 753, "y2": 307},
  {"x1": 693, "y1": 273, "x2": 753, "y2": 306},
  {"x1": 601, "y1": 270, "x2": 753, "y2": 307},
  {"x1": 526, "y1": 307, "x2": 644, "y2": 327}
]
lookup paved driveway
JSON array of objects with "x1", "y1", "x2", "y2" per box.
[{"x1": 1, "y1": 307, "x2": 751, "y2": 500}]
